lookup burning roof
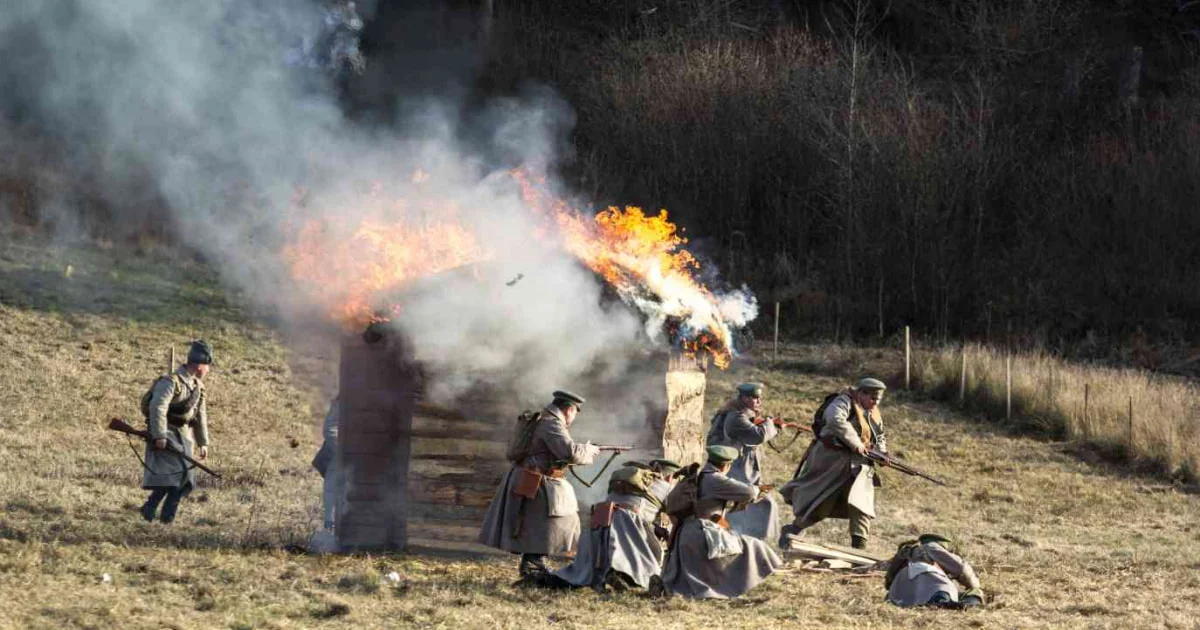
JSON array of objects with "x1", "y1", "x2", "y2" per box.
[{"x1": 281, "y1": 170, "x2": 756, "y2": 368}]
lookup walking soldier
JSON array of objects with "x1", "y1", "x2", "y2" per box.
[
  {"x1": 779, "y1": 377, "x2": 888, "y2": 550},
  {"x1": 139, "y1": 340, "x2": 213, "y2": 524},
  {"x1": 478, "y1": 390, "x2": 600, "y2": 577}
]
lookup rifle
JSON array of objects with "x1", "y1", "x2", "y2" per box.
[
  {"x1": 567, "y1": 444, "x2": 635, "y2": 487},
  {"x1": 107, "y1": 417, "x2": 223, "y2": 479},
  {"x1": 786, "y1": 423, "x2": 948, "y2": 487},
  {"x1": 593, "y1": 444, "x2": 636, "y2": 452}
]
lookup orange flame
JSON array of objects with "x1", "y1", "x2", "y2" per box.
[{"x1": 282, "y1": 170, "x2": 742, "y2": 367}]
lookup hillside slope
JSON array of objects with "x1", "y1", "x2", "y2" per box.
[{"x1": 0, "y1": 238, "x2": 1197, "y2": 630}]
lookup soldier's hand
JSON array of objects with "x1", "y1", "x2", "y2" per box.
[
  {"x1": 581, "y1": 441, "x2": 601, "y2": 460},
  {"x1": 854, "y1": 443, "x2": 868, "y2": 456},
  {"x1": 153, "y1": 438, "x2": 168, "y2": 450},
  {"x1": 197, "y1": 446, "x2": 208, "y2": 460}
]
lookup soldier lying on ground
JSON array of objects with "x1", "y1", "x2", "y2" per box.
[
  {"x1": 139, "y1": 340, "x2": 213, "y2": 525},
  {"x1": 536, "y1": 459, "x2": 681, "y2": 592},
  {"x1": 478, "y1": 390, "x2": 600, "y2": 577},
  {"x1": 884, "y1": 534, "x2": 985, "y2": 609},
  {"x1": 659, "y1": 445, "x2": 783, "y2": 599},
  {"x1": 780, "y1": 377, "x2": 889, "y2": 550},
  {"x1": 706, "y1": 382, "x2": 782, "y2": 543}
]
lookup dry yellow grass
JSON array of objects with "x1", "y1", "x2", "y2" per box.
[
  {"x1": 2, "y1": 237, "x2": 1199, "y2": 629},
  {"x1": 910, "y1": 343, "x2": 1200, "y2": 482}
]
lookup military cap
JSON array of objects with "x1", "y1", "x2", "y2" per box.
[
  {"x1": 918, "y1": 533, "x2": 954, "y2": 546},
  {"x1": 736, "y1": 382, "x2": 764, "y2": 398},
  {"x1": 552, "y1": 390, "x2": 585, "y2": 409},
  {"x1": 648, "y1": 458, "x2": 682, "y2": 473},
  {"x1": 706, "y1": 445, "x2": 740, "y2": 464},
  {"x1": 187, "y1": 339, "x2": 213, "y2": 365},
  {"x1": 855, "y1": 377, "x2": 887, "y2": 392}
]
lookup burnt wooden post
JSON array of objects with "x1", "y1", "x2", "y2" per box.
[{"x1": 336, "y1": 332, "x2": 418, "y2": 551}]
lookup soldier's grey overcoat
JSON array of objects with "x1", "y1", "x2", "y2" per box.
[
  {"x1": 551, "y1": 481, "x2": 670, "y2": 588},
  {"x1": 781, "y1": 393, "x2": 886, "y2": 523},
  {"x1": 706, "y1": 401, "x2": 781, "y2": 541},
  {"x1": 142, "y1": 366, "x2": 210, "y2": 491},
  {"x1": 662, "y1": 463, "x2": 783, "y2": 599},
  {"x1": 887, "y1": 541, "x2": 980, "y2": 607},
  {"x1": 478, "y1": 405, "x2": 595, "y2": 555}
]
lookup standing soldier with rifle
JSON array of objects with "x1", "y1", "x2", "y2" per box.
[
  {"x1": 478, "y1": 390, "x2": 601, "y2": 578},
  {"x1": 779, "y1": 377, "x2": 888, "y2": 550},
  {"x1": 138, "y1": 340, "x2": 214, "y2": 524},
  {"x1": 706, "y1": 382, "x2": 781, "y2": 542}
]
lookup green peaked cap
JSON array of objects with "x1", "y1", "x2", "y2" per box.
[
  {"x1": 552, "y1": 390, "x2": 585, "y2": 408},
  {"x1": 187, "y1": 340, "x2": 213, "y2": 365},
  {"x1": 737, "y1": 382, "x2": 764, "y2": 397},
  {"x1": 706, "y1": 445, "x2": 740, "y2": 464}
]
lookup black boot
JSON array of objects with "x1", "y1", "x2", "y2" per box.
[
  {"x1": 159, "y1": 487, "x2": 184, "y2": 524},
  {"x1": 851, "y1": 535, "x2": 868, "y2": 550},
  {"x1": 518, "y1": 553, "x2": 548, "y2": 577},
  {"x1": 778, "y1": 523, "x2": 803, "y2": 549},
  {"x1": 141, "y1": 489, "x2": 167, "y2": 522}
]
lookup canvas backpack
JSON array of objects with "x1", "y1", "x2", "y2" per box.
[
  {"x1": 607, "y1": 465, "x2": 661, "y2": 505},
  {"x1": 140, "y1": 373, "x2": 201, "y2": 422},
  {"x1": 662, "y1": 463, "x2": 704, "y2": 518},
  {"x1": 810, "y1": 391, "x2": 844, "y2": 438},
  {"x1": 504, "y1": 410, "x2": 543, "y2": 463}
]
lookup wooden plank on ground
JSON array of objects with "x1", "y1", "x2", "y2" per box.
[{"x1": 782, "y1": 541, "x2": 884, "y2": 566}]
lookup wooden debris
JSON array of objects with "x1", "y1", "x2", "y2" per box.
[{"x1": 783, "y1": 541, "x2": 884, "y2": 567}]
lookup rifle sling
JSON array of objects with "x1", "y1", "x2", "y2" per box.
[{"x1": 567, "y1": 450, "x2": 623, "y2": 488}]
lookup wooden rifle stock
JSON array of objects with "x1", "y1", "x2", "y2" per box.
[{"x1": 107, "y1": 417, "x2": 223, "y2": 479}]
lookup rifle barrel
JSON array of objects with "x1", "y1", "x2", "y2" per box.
[{"x1": 107, "y1": 417, "x2": 223, "y2": 479}]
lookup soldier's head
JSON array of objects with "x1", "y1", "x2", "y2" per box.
[
  {"x1": 706, "y1": 445, "x2": 739, "y2": 473},
  {"x1": 648, "y1": 458, "x2": 682, "y2": 480},
  {"x1": 852, "y1": 377, "x2": 886, "y2": 410},
  {"x1": 550, "y1": 390, "x2": 585, "y2": 426},
  {"x1": 186, "y1": 340, "x2": 213, "y2": 378},
  {"x1": 736, "y1": 382, "x2": 764, "y2": 412}
]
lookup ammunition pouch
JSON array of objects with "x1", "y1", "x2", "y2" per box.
[
  {"x1": 590, "y1": 502, "x2": 617, "y2": 529},
  {"x1": 511, "y1": 466, "x2": 565, "y2": 499}
]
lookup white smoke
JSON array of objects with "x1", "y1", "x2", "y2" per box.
[{"x1": 0, "y1": 0, "x2": 754, "y2": 408}]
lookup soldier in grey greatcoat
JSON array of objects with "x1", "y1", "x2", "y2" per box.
[
  {"x1": 706, "y1": 382, "x2": 781, "y2": 542},
  {"x1": 311, "y1": 396, "x2": 342, "y2": 531},
  {"x1": 660, "y1": 445, "x2": 783, "y2": 599},
  {"x1": 779, "y1": 377, "x2": 888, "y2": 550},
  {"x1": 885, "y1": 534, "x2": 985, "y2": 609},
  {"x1": 139, "y1": 340, "x2": 213, "y2": 524},
  {"x1": 549, "y1": 459, "x2": 680, "y2": 591},
  {"x1": 478, "y1": 390, "x2": 600, "y2": 577}
]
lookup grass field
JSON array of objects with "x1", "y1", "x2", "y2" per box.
[{"x1": 1, "y1": 236, "x2": 1199, "y2": 629}]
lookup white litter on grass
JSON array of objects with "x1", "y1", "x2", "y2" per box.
[
  {"x1": 385, "y1": 571, "x2": 401, "y2": 584},
  {"x1": 101, "y1": 573, "x2": 112, "y2": 584}
]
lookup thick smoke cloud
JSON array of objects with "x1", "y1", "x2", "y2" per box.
[{"x1": 0, "y1": 0, "x2": 662, "y2": 409}]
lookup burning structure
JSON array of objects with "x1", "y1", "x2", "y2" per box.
[{"x1": 285, "y1": 172, "x2": 756, "y2": 551}]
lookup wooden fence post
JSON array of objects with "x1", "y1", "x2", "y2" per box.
[
  {"x1": 774, "y1": 302, "x2": 780, "y2": 361},
  {"x1": 1083, "y1": 383, "x2": 1090, "y2": 438},
  {"x1": 167, "y1": 346, "x2": 175, "y2": 375},
  {"x1": 1005, "y1": 353, "x2": 1012, "y2": 421},
  {"x1": 959, "y1": 346, "x2": 967, "y2": 406},
  {"x1": 1128, "y1": 396, "x2": 1135, "y2": 455},
  {"x1": 904, "y1": 326, "x2": 911, "y2": 390}
]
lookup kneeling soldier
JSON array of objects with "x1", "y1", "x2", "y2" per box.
[
  {"x1": 478, "y1": 390, "x2": 599, "y2": 577},
  {"x1": 140, "y1": 340, "x2": 213, "y2": 524},
  {"x1": 885, "y1": 534, "x2": 985, "y2": 609},
  {"x1": 660, "y1": 445, "x2": 783, "y2": 599},
  {"x1": 548, "y1": 459, "x2": 681, "y2": 591}
]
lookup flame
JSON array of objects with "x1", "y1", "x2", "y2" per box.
[
  {"x1": 283, "y1": 211, "x2": 489, "y2": 328},
  {"x1": 282, "y1": 170, "x2": 749, "y2": 367}
]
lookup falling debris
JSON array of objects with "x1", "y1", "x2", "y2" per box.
[{"x1": 505, "y1": 273, "x2": 524, "y2": 287}]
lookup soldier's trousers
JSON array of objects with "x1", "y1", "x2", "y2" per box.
[
  {"x1": 793, "y1": 506, "x2": 871, "y2": 539},
  {"x1": 143, "y1": 487, "x2": 185, "y2": 523}
]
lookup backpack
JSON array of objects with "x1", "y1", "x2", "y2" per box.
[
  {"x1": 883, "y1": 540, "x2": 921, "y2": 590},
  {"x1": 139, "y1": 373, "x2": 201, "y2": 421},
  {"x1": 608, "y1": 465, "x2": 661, "y2": 505},
  {"x1": 810, "y1": 392, "x2": 843, "y2": 438},
  {"x1": 504, "y1": 410, "x2": 543, "y2": 463},
  {"x1": 662, "y1": 463, "x2": 704, "y2": 518}
]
